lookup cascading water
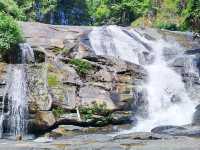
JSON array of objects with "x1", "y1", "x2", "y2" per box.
[
  {"x1": 6, "y1": 65, "x2": 27, "y2": 136},
  {"x1": 19, "y1": 43, "x2": 35, "y2": 64},
  {"x1": 89, "y1": 26, "x2": 197, "y2": 132},
  {"x1": 89, "y1": 26, "x2": 148, "y2": 65},
  {"x1": 0, "y1": 43, "x2": 34, "y2": 138}
]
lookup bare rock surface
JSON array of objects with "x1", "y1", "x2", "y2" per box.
[{"x1": 0, "y1": 133, "x2": 200, "y2": 150}]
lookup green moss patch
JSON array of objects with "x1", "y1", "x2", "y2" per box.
[
  {"x1": 69, "y1": 59, "x2": 93, "y2": 76},
  {"x1": 48, "y1": 74, "x2": 60, "y2": 87}
]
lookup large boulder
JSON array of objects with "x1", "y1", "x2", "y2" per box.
[
  {"x1": 151, "y1": 125, "x2": 200, "y2": 137},
  {"x1": 29, "y1": 111, "x2": 56, "y2": 133},
  {"x1": 26, "y1": 64, "x2": 51, "y2": 111},
  {"x1": 79, "y1": 86, "x2": 116, "y2": 110}
]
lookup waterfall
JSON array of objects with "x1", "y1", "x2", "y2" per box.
[
  {"x1": 0, "y1": 43, "x2": 34, "y2": 138},
  {"x1": 89, "y1": 26, "x2": 196, "y2": 132},
  {"x1": 19, "y1": 43, "x2": 35, "y2": 64}
]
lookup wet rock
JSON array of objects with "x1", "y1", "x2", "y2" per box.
[
  {"x1": 185, "y1": 48, "x2": 200, "y2": 55},
  {"x1": 151, "y1": 125, "x2": 186, "y2": 134},
  {"x1": 58, "y1": 125, "x2": 83, "y2": 131},
  {"x1": 111, "y1": 111, "x2": 133, "y2": 124},
  {"x1": 151, "y1": 125, "x2": 200, "y2": 137},
  {"x1": 163, "y1": 47, "x2": 179, "y2": 61},
  {"x1": 114, "y1": 132, "x2": 174, "y2": 141},
  {"x1": 49, "y1": 125, "x2": 84, "y2": 138},
  {"x1": 28, "y1": 101, "x2": 39, "y2": 114},
  {"x1": 171, "y1": 95, "x2": 181, "y2": 103},
  {"x1": 193, "y1": 104, "x2": 200, "y2": 126},
  {"x1": 171, "y1": 57, "x2": 185, "y2": 67},
  {"x1": 32, "y1": 111, "x2": 56, "y2": 131},
  {"x1": 16, "y1": 135, "x2": 22, "y2": 141},
  {"x1": 110, "y1": 84, "x2": 136, "y2": 110},
  {"x1": 132, "y1": 88, "x2": 148, "y2": 118},
  {"x1": 56, "y1": 113, "x2": 80, "y2": 124}
]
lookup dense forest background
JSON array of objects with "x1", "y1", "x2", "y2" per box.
[
  {"x1": 0, "y1": 0, "x2": 199, "y2": 31},
  {"x1": 0, "y1": 0, "x2": 199, "y2": 54},
  {"x1": 0, "y1": 0, "x2": 199, "y2": 32}
]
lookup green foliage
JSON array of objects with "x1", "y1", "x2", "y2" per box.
[
  {"x1": 47, "y1": 74, "x2": 59, "y2": 87},
  {"x1": 131, "y1": 0, "x2": 199, "y2": 32},
  {"x1": 69, "y1": 59, "x2": 92, "y2": 76},
  {"x1": 13, "y1": 0, "x2": 90, "y2": 25},
  {"x1": 79, "y1": 102, "x2": 111, "y2": 121},
  {"x1": 182, "y1": 0, "x2": 200, "y2": 33},
  {"x1": 52, "y1": 107, "x2": 65, "y2": 118},
  {"x1": 87, "y1": 0, "x2": 147, "y2": 25},
  {"x1": 0, "y1": 0, "x2": 25, "y2": 20},
  {"x1": 0, "y1": 0, "x2": 199, "y2": 32},
  {"x1": 94, "y1": 4, "x2": 110, "y2": 25},
  {"x1": 0, "y1": 13, "x2": 22, "y2": 54},
  {"x1": 154, "y1": 21, "x2": 179, "y2": 31}
]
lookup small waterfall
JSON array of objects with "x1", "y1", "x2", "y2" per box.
[
  {"x1": 89, "y1": 26, "x2": 196, "y2": 132},
  {"x1": 0, "y1": 43, "x2": 34, "y2": 138},
  {"x1": 19, "y1": 43, "x2": 35, "y2": 64}
]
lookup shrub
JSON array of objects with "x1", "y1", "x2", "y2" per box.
[
  {"x1": 69, "y1": 59, "x2": 93, "y2": 76},
  {"x1": 155, "y1": 22, "x2": 179, "y2": 31},
  {"x1": 52, "y1": 107, "x2": 65, "y2": 118},
  {"x1": 0, "y1": 13, "x2": 23, "y2": 54},
  {"x1": 79, "y1": 102, "x2": 111, "y2": 121}
]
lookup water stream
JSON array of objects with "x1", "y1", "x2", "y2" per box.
[
  {"x1": 0, "y1": 43, "x2": 34, "y2": 138},
  {"x1": 89, "y1": 26, "x2": 196, "y2": 132},
  {"x1": 6, "y1": 65, "x2": 27, "y2": 136}
]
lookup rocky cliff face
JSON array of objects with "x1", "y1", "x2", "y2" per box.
[
  {"x1": 17, "y1": 22, "x2": 148, "y2": 135},
  {"x1": 1, "y1": 22, "x2": 200, "y2": 136}
]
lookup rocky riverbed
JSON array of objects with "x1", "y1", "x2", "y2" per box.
[{"x1": 0, "y1": 131, "x2": 200, "y2": 150}]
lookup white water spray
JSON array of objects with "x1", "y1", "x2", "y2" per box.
[{"x1": 89, "y1": 26, "x2": 196, "y2": 132}]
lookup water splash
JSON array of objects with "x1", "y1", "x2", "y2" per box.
[
  {"x1": 89, "y1": 26, "x2": 196, "y2": 132},
  {"x1": 132, "y1": 39, "x2": 195, "y2": 132}
]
